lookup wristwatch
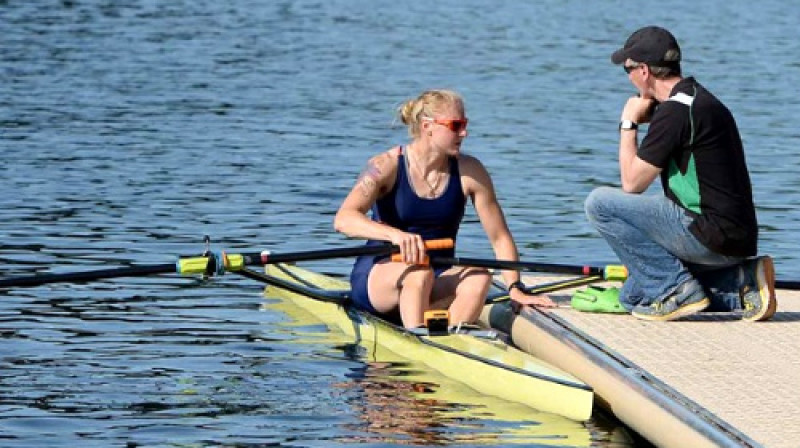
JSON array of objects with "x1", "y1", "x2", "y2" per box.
[
  {"x1": 507, "y1": 280, "x2": 526, "y2": 293},
  {"x1": 619, "y1": 120, "x2": 638, "y2": 131}
]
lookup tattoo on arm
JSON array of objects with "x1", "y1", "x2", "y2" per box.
[{"x1": 357, "y1": 161, "x2": 382, "y2": 198}]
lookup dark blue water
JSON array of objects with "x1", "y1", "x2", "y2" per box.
[{"x1": 2, "y1": 0, "x2": 798, "y2": 446}]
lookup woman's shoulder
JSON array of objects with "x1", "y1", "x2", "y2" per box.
[
  {"x1": 373, "y1": 145, "x2": 402, "y2": 163},
  {"x1": 457, "y1": 153, "x2": 488, "y2": 173},
  {"x1": 363, "y1": 146, "x2": 402, "y2": 180},
  {"x1": 456, "y1": 153, "x2": 493, "y2": 191}
]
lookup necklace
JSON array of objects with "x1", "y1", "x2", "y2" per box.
[
  {"x1": 420, "y1": 169, "x2": 443, "y2": 198},
  {"x1": 407, "y1": 148, "x2": 447, "y2": 198}
]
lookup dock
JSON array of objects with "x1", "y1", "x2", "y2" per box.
[{"x1": 482, "y1": 275, "x2": 799, "y2": 448}]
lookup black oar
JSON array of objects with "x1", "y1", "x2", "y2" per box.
[
  {"x1": 0, "y1": 263, "x2": 178, "y2": 289},
  {"x1": 236, "y1": 267, "x2": 348, "y2": 303},
  {"x1": 776, "y1": 280, "x2": 800, "y2": 290},
  {"x1": 430, "y1": 256, "x2": 628, "y2": 281},
  {"x1": 437, "y1": 256, "x2": 800, "y2": 291},
  {"x1": 0, "y1": 238, "x2": 453, "y2": 288},
  {"x1": 486, "y1": 276, "x2": 604, "y2": 305}
]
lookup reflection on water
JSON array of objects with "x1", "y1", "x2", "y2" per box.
[{"x1": 338, "y1": 361, "x2": 467, "y2": 446}]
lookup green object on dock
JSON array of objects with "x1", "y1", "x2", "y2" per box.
[{"x1": 571, "y1": 286, "x2": 627, "y2": 314}]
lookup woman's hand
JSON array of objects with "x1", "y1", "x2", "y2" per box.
[
  {"x1": 390, "y1": 231, "x2": 427, "y2": 265},
  {"x1": 509, "y1": 287, "x2": 557, "y2": 309}
]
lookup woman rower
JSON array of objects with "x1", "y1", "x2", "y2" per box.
[{"x1": 334, "y1": 89, "x2": 555, "y2": 329}]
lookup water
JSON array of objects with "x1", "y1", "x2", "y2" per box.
[{"x1": 1, "y1": 0, "x2": 798, "y2": 446}]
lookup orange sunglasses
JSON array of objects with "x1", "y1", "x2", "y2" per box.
[{"x1": 423, "y1": 117, "x2": 469, "y2": 133}]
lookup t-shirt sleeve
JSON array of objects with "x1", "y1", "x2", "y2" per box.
[{"x1": 637, "y1": 102, "x2": 691, "y2": 168}]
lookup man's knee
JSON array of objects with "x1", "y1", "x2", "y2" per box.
[{"x1": 585, "y1": 186, "x2": 617, "y2": 221}]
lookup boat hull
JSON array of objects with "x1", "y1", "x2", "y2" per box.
[{"x1": 264, "y1": 263, "x2": 593, "y2": 421}]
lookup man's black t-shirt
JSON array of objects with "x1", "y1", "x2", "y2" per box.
[{"x1": 637, "y1": 77, "x2": 757, "y2": 257}]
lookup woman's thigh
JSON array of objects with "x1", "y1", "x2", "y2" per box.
[
  {"x1": 429, "y1": 266, "x2": 491, "y2": 308},
  {"x1": 367, "y1": 261, "x2": 433, "y2": 313}
]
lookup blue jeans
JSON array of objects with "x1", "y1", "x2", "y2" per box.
[{"x1": 585, "y1": 186, "x2": 744, "y2": 312}]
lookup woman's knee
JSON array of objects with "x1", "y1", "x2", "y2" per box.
[
  {"x1": 368, "y1": 263, "x2": 433, "y2": 297},
  {"x1": 459, "y1": 267, "x2": 491, "y2": 287},
  {"x1": 400, "y1": 266, "x2": 435, "y2": 289}
]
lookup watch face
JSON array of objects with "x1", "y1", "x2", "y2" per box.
[{"x1": 620, "y1": 120, "x2": 637, "y2": 130}]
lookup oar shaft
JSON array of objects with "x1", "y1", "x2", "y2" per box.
[
  {"x1": 0, "y1": 239, "x2": 454, "y2": 288},
  {"x1": 431, "y1": 256, "x2": 628, "y2": 281},
  {"x1": 776, "y1": 280, "x2": 800, "y2": 290},
  {"x1": 235, "y1": 267, "x2": 348, "y2": 303},
  {"x1": 0, "y1": 263, "x2": 176, "y2": 288},
  {"x1": 438, "y1": 256, "x2": 800, "y2": 290},
  {"x1": 256, "y1": 238, "x2": 451, "y2": 264}
]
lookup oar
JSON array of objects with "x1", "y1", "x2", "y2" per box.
[
  {"x1": 430, "y1": 256, "x2": 628, "y2": 281},
  {"x1": 236, "y1": 267, "x2": 348, "y2": 303},
  {"x1": 439, "y1": 256, "x2": 800, "y2": 291},
  {"x1": 776, "y1": 280, "x2": 800, "y2": 290},
  {"x1": 0, "y1": 239, "x2": 453, "y2": 288},
  {"x1": 486, "y1": 275, "x2": 603, "y2": 304}
]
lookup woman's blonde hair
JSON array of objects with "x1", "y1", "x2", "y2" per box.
[{"x1": 397, "y1": 89, "x2": 464, "y2": 138}]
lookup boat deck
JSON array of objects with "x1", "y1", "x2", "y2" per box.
[{"x1": 519, "y1": 274, "x2": 800, "y2": 448}]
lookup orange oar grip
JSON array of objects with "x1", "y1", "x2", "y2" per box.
[
  {"x1": 390, "y1": 254, "x2": 430, "y2": 265},
  {"x1": 424, "y1": 238, "x2": 454, "y2": 250},
  {"x1": 389, "y1": 239, "x2": 451, "y2": 264}
]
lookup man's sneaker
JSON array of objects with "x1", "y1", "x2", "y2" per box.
[
  {"x1": 631, "y1": 279, "x2": 710, "y2": 321},
  {"x1": 740, "y1": 256, "x2": 777, "y2": 322}
]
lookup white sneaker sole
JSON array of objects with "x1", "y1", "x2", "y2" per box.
[
  {"x1": 746, "y1": 256, "x2": 777, "y2": 322},
  {"x1": 632, "y1": 297, "x2": 711, "y2": 321}
]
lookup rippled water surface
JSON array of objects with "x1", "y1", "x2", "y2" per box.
[{"x1": 2, "y1": 0, "x2": 798, "y2": 446}]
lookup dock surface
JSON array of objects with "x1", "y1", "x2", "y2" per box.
[{"x1": 521, "y1": 275, "x2": 799, "y2": 448}]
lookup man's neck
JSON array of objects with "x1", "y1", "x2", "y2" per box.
[{"x1": 652, "y1": 76, "x2": 683, "y2": 102}]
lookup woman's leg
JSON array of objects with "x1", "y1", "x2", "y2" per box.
[
  {"x1": 430, "y1": 266, "x2": 491, "y2": 325},
  {"x1": 367, "y1": 260, "x2": 434, "y2": 328}
]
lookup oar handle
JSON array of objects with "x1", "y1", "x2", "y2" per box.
[
  {"x1": 389, "y1": 238, "x2": 456, "y2": 264},
  {"x1": 422, "y1": 238, "x2": 455, "y2": 250}
]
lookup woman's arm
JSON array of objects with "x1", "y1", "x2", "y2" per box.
[
  {"x1": 460, "y1": 156, "x2": 556, "y2": 308},
  {"x1": 333, "y1": 147, "x2": 427, "y2": 264}
]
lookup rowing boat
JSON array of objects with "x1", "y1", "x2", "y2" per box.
[
  {"x1": 256, "y1": 262, "x2": 594, "y2": 422},
  {"x1": 262, "y1": 293, "x2": 600, "y2": 446}
]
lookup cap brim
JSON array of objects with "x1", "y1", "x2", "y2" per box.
[{"x1": 610, "y1": 48, "x2": 628, "y2": 65}]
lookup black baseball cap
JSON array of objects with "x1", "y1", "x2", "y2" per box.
[{"x1": 611, "y1": 26, "x2": 681, "y2": 66}]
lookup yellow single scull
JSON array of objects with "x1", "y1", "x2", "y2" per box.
[{"x1": 257, "y1": 263, "x2": 593, "y2": 421}]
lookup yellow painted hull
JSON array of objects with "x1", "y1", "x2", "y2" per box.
[{"x1": 263, "y1": 263, "x2": 593, "y2": 422}]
